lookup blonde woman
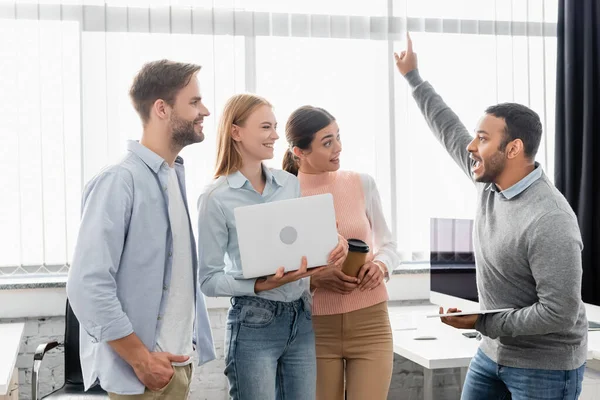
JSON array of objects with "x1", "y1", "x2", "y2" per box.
[{"x1": 197, "y1": 94, "x2": 347, "y2": 400}]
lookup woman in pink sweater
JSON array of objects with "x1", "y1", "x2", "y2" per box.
[{"x1": 282, "y1": 106, "x2": 400, "y2": 400}]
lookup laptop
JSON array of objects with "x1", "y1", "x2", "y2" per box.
[{"x1": 234, "y1": 193, "x2": 338, "y2": 279}]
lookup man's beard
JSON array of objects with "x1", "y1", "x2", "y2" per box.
[
  {"x1": 474, "y1": 150, "x2": 506, "y2": 183},
  {"x1": 170, "y1": 112, "x2": 204, "y2": 148}
]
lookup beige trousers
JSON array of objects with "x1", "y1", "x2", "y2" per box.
[
  {"x1": 312, "y1": 301, "x2": 394, "y2": 400},
  {"x1": 108, "y1": 364, "x2": 192, "y2": 400}
]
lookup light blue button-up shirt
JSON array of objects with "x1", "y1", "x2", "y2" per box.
[
  {"x1": 197, "y1": 165, "x2": 310, "y2": 302},
  {"x1": 67, "y1": 141, "x2": 215, "y2": 395}
]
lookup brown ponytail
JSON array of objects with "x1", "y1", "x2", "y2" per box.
[
  {"x1": 282, "y1": 148, "x2": 299, "y2": 176},
  {"x1": 283, "y1": 106, "x2": 336, "y2": 175}
]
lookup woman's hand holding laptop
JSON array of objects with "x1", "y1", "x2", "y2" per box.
[
  {"x1": 254, "y1": 256, "x2": 320, "y2": 293},
  {"x1": 329, "y1": 234, "x2": 349, "y2": 268},
  {"x1": 254, "y1": 235, "x2": 349, "y2": 293}
]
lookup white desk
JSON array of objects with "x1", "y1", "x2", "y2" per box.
[
  {"x1": 0, "y1": 323, "x2": 24, "y2": 398},
  {"x1": 389, "y1": 300, "x2": 479, "y2": 400},
  {"x1": 427, "y1": 293, "x2": 600, "y2": 361},
  {"x1": 391, "y1": 293, "x2": 600, "y2": 400},
  {"x1": 584, "y1": 303, "x2": 600, "y2": 361}
]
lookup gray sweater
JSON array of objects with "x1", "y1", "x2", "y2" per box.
[{"x1": 406, "y1": 70, "x2": 588, "y2": 370}]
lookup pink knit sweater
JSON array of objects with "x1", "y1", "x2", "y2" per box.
[{"x1": 298, "y1": 170, "x2": 389, "y2": 316}]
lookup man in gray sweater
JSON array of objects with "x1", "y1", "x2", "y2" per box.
[{"x1": 395, "y1": 34, "x2": 588, "y2": 399}]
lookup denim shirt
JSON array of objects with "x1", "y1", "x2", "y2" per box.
[
  {"x1": 197, "y1": 166, "x2": 310, "y2": 302},
  {"x1": 66, "y1": 141, "x2": 216, "y2": 395}
]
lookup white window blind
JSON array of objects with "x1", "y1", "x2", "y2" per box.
[{"x1": 0, "y1": 0, "x2": 558, "y2": 276}]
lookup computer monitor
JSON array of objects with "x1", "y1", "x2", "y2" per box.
[{"x1": 430, "y1": 217, "x2": 478, "y2": 302}]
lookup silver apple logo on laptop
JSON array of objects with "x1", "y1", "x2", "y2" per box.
[{"x1": 279, "y1": 226, "x2": 298, "y2": 245}]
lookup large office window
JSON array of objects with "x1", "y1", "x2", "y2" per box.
[{"x1": 0, "y1": 0, "x2": 558, "y2": 276}]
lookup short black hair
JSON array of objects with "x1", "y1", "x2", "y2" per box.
[{"x1": 484, "y1": 103, "x2": 542, "y2": 160}]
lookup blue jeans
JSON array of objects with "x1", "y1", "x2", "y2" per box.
[
  {"x1": 224, "y1": 294, "x2": 316, "y2": 400},
  {"x1": 462, "y1": 349, "x2": 585, "y2": 400}
]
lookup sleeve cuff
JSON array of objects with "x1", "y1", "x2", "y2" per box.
[
  {"x1": 475, "y1": 314, "x2": 487, "y2": 336},
  {"x1": 96, "y1": 313, "x2": 134, "y2": 343},
  {"x1": 236, "y1": 278, "x2": 258, "y2": 296},
  {"x1": 374, "y1": 257, "x2": 392, "y2": 281},
  {"x1": 405, "y1": 69, "x2": 424, "y2": 88}
]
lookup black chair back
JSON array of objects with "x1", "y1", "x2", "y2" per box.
[
  {"x1": 64, "y1": 300, "x2": 84, "y2": 385},
  {"x1": 37, "y1": 300, "x2": 107, "y2": 398}
]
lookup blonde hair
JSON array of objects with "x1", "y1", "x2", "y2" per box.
[{"x1": 214, "y1": 94, "x2": 272, "y2": 178}]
